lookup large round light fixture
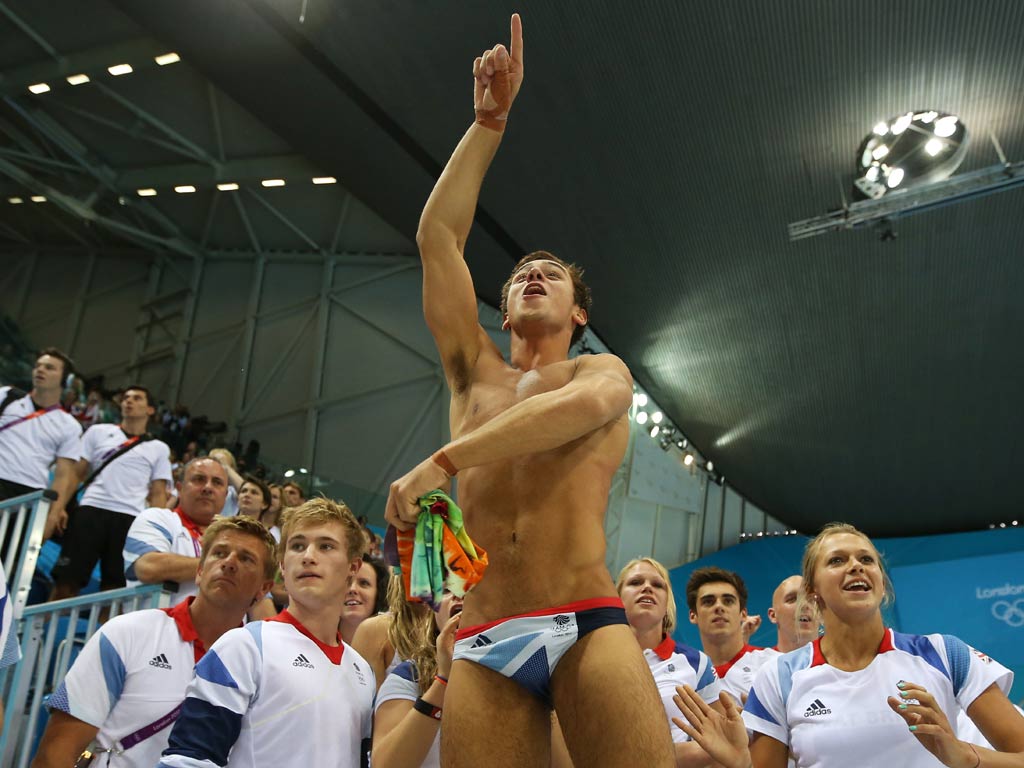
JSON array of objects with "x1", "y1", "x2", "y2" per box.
[{"x1": 853, "y1": 110, "x2": 968, "y2": 199}]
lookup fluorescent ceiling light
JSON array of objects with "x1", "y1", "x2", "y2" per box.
[
  {"x1": 30, "y1": 195, "x2": 46, "y2": 203},
  {"x1": 8, "y1": 197, "x2": 23, "y2": 204},
  {"x1": 924, "y1": 139, "x2": 943, "y2": 157},
  {"x1": 108, "y1": 64, "x2": 133, "y2": 76},
  {"x1": 891, "y1": 113, "x2": 913, "y2": 135},
  {"x1": 886, "y1": 168, "x2": 905, "y2": 188},
  {"x1": 66, "y1": 74, "x2": 90, "y2": 85},
  {"x1": 28, "y1": 83, "x2": 50, "y2": 94},
  {"x1": 173, "y1": 185, "x2": 196, "y2": 194},
  {"x1": 872, "y1": 144, "x2": 890, "y2": 160},
  {"x1": 873, "y1": 122, "x2": 888, "y2": 136},
  {"x1": 137, "y1": 188, "x2": 157, "y2": 197},
  {"x1": 261, "y1": 179, "x2": 285, "y2": 187},
  {"x1": 155, "y1": 52, "x2": 181, "y2": 66},
  {"x1": 312, "y1": 176, "x2": 337, "y2": 185},
  {"x1": 216, "y1": 182, "x2": 239, "y2": 191}
]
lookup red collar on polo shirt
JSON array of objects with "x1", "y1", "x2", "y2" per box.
[
  {"x1": 810, "y1": 627, "x2": 895, "y2": 667},
  {"x1": 267, "y1": 609, "x2": 344, "y2": 665},
  {"x1": 653, "y1": 634, "x2": 677, "y2": 661},
  {"x1": 161, "y1": 596, "x2": 207, "y2": 664},
  {"x1": 714, "y1": 644, "x2": 762, "y2": 678},
  {"x1": 173, "y1": 506, "x2": 204, "y2": 543}
]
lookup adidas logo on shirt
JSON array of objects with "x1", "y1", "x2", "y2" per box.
[
  {"x1": 803, "y1": 698, "x2": 831, "y2": 717},
  {"x1": 471, "y1": 634, "x2": 493, "y2": 649},
  {"x1": 292, "y1": 654, "x2": 315, "y2": 669},
  {"x1": 149, "y1": 653, "x2": 172, "y2": 670}
]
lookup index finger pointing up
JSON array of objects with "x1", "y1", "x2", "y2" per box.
[{"x1": 510, "y1": 13, "x2": 523, "y2": 66}]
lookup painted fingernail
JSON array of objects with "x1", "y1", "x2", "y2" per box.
[
  {"x1": 900, "y1": 691, "x2": 911, "y2": 698},
  {"x1": 897, "y1": 681, "x2": 906, "y2": 689},
  {"x1": 898, "y1": 704, "x2": 908, "y2": 710},
  {"x1": 909, "y1": 725, "x2": 917, "y2": 732}
]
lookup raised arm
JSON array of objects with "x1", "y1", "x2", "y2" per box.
[
  {"x1": 386, "y1": 354, "x2": 631, "y2": 529},
  {"x1": 418, "y1": 14, "x2": 524, "y2": 387}
]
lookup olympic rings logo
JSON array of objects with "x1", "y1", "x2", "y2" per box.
[{"x1": 991, "y1": 600, "x2": 1024, "y2": 627}]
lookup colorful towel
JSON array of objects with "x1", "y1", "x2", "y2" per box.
[{"x1": 384, "y1": 491, "x2": 488, "y2": 610}]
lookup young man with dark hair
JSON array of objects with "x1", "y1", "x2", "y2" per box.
[
  {"x1": 32, "y1": 517, "x2": 276, "y2": 768},
  {"x1": 51, "y1": 385, "x2": 172, "y2": 598},
  {"x1": 159, "y1": 498, "x2": 373, "y2": 768},
  {"x1": 383, "y1": 15, "x2": 674, "y2": 768},
  {"x1": 0, "y1": 348, "x2": 81, "y2": 531},
  {"x1": 686, "y1": 566, "x2": 775, "y2": 702}
]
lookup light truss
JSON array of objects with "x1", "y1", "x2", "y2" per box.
[{"x1": 788, "y1": 158, "x2": 1024, "y2": 241}]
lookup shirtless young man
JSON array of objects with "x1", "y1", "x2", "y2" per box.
[{"x1": 384, "y1": 14, "x2": 674, "y2": 768}]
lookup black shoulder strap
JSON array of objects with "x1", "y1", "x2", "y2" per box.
[
  {"x1": 0, "y1": 387, "x2": 26, "y2": 419},
  {"x1": 79, "y1": 433, "x2": 155, "y2": 494}
]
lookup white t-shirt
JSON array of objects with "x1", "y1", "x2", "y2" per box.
[
  {"x1": 376, "y1": 660, "x2": 441, "y2": 768},
  {"x1": 715, "y1": 644, "x2": 778, "y2": 702},
  {"x1": 644, "y1": 635, "x2": 722, "y2": 742},
  {"x1": 158, "y1": 611, "x2": 375, "y2": 768},
  {"x1": 48, "y1": 600, "x2": 207, "y2": 768},
  {"x1": 219, "y1": 485, "x2": 238, "y2": 517},
  {"x1": 79, "y1": 425, "x2": 173, "y2": 516},
  {"x1": 123, "y1": 507, "x2": 203, "y2": 606},
  {"x1": 743, "y1": 629, "x2": 1012, "y2": 768},
  {"x1": 0, "y1": 387, "x2": 81, "y2": 488}
]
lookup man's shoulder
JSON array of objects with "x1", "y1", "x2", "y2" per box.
[{"x1": 97, "y1": 607, "x2": 172, "y2": 642}]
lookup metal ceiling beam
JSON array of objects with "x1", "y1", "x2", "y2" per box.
[{"x1": 788, "y1": 159, "x2": 1024, "y2": 241}]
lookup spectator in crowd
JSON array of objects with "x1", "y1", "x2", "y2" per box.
[
  {"x1": 281, "y1": 480, "x2": 305, "y2": 509},
  {"x1": 686, "y1": 567, "x2": 775, "y2": 702},
  {"x1": 50, "y1": 385, "x2": 172, "y2": 599},
  {"x1": 236, "y1": 476, "x2": 271, "y2": 520},
  {"x1": 0, "y1": 560, "x2": 21, "y2": 734},
  {"x1": 32, "y1": 517, "x2": 276, "y2": 768},
  {"x1": 262, "y1": 483, "x2": 284, "y2": 541},
  {"x1": 352, "y1": 572, "x2": 430, "y2": 693},
  {"x1": 371, "y1": 582, "x2": 462, "y2": 768},
  {"x1": 617, "y1": 557, "x2": 722, "y2": 765},
  {"x1": 209, "y1": 448, "x2": 243, "y2": 517},
  {"x1": 678, "y1": 522, "x2": 1024, "y2": 767},
  {"x1": 123, "y1": 457, "x2": 228, "y2": 606},
  {"x1": 0, "y1": 348, "x2": 81, "y2": 536},
  {"x1": 766, "y1": 575, "x2": 818, "y2": 653},
  {"x1": 341, "y1": 555, "x2": 389, "y2": 644},
  {"x1": 158, "y1": 498, "x2": 374, "y2": 768}
]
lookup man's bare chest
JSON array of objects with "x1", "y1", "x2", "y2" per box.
[{"x1": 453, "y1": 360, "x2": 577, "y2": 436}]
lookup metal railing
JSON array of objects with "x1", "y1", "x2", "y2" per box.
[
  {"x1": 1, "y1": 489, "x2": 54, "y2": 620},
  {"x1": 0, "y1": 584, "x2": 172, "y2": 767}
]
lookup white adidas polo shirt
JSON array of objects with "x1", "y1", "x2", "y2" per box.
[
  {"x1": 743, "y1": 629, "x2": 1012, "y2": 768},
  {"x1": 159, "y1": 610, "x2": 375, "y2": 768},
  {"x1": 644, "y1": 635, "x2": 723, "y2": 742},
  {"x1": 48, "y1": 598, "x2": 207, "y2": 768}
]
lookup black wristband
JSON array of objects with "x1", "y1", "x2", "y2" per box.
[{"x1": 412, "y1": 696, "x2": 442, "y2": 721}]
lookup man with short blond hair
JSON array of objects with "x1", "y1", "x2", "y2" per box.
[
  {"x1": 159, "y1": 498, "x2": 373, "y2": 768},
  {"x1": 33, "y1": 517, "x2": 276, "y2": 768}
]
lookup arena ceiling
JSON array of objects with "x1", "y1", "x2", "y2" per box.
[{"x1": 3, "y1": 1, "x2": 1024, "y2": 538}]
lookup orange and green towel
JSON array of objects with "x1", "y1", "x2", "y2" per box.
[{"x1": 384, "y1": 490, "x2": 488, "y2": 610}]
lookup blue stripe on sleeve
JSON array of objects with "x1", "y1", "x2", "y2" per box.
[
  {"x1": 695, "y1": 660, "x2": 717, "y2": 690},
  {"x1": 162, "y1": 695, "x2": 242, "y2": 767},
  {"x1": 148, "y1": 522, "x2": 175, "y2": 544},
  {"x1": 941, "y1": 635, "x2": 971, "y2": 696},
  {"x1": 243, "y1": 621, "x2": 263, "y2": 656},
  {"x1": 124, "y1": 537, "x2": 160, "y2": 556},
  {"x1": 195, "y1": 649, "x2": 239, "y2": 689},
  {"x1": 744, "y1": 686, "x2": 779, "y2": 726},
  {"x1": 892, "y1": 631, "x2": 950, "y2": 682},
  {"x1": 99, "y1": 633, "x2": 126, "y2": 702}
]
